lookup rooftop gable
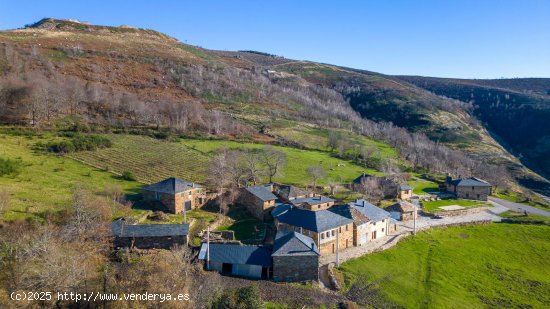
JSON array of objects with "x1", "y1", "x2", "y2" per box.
[
  {"x1": 111, "y1": 220, "x2": 189, "y2": 238},
  {"x1": 273, "y1": 205, "x2": 353, "y2": 232},
  {"x1": 142, "y1": 177, "x2": 202, "y2": 194},
  {"x1": 347, "y1": 199, "x2": 391, "y2": 222},
  {"x1": 198, "y1": 243, "x2": 272, "y2": 267},
  {"x1": 246, "y1": 184, "x2": 278, "y2": 201},
  {"x1": 272, "y1": 231, "x2": 320, "y2": 256}
]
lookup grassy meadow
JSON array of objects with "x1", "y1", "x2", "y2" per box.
[
  {"x1": 421, "y1": 199, "x2": 489, "y2": 213},
  {"x1": 73, "y1": 134, "x2": 377, "y2": 187},
  {"x1": 338, "y1": 223, "x2": 550, "y2": 308},
  {"x1": 0, "y1": 133, "x2": 142, "y2": 221}
]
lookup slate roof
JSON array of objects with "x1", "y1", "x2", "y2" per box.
[
  {"x1": 290, "y1": 195, "x2": 334, "y2": 206},
  {"x1": 388, "y1": 201, "x2": 416, "y2": 212},
  {"x1": 330, "y1": 204, "x2": 370, "y2": 225},
  {"x1": 273, "y1": 205, "x2": 353, "y2": 232},
  {"x1": 352, "y1": 173, "x2": 374, "y2": 184},
  {"x1": 198, "y1": 243, "x2": 272, "y2": 267},
  {"x1": 277, "y1": 185, "x2": 310, "y2": 200},
  {"x1": 111, "y1": 220, "x2": 189, "y2": 238},
  {"x1": 246, "y1": 185, "x2": 278, "y2": 201},
  {"x1": 347, "y1": 199, "x2": 391, "y2": 222},
  {"x1": 142, "y1": 177, "x2": 202, "y2": 194},
  {"x1": 272, "y1": 231, "x2": 320, "y2": 256},
  {"x1": 399, "y1": 184, "x2": 412, "y2": 191},
  {"x1": 451, "y1": 177, "x2": 492, "y2": 187}
]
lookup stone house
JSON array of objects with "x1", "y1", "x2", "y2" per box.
[
  {"x1": 345, "y1": 199, "x2": 394, "y2": 246},
  {"x1": 272, "y1": 204, "x2": 354, "y2": 256},
  {"x1": 141, "y1": 177, "x2": 204, "y2": 214},
  {"x1": 386, "y1": 201, "x2": 417, "y2": 221},
  {"x1": 275, "y1": 184, "x2": 312, "y2": 202},
  {"x1": 111, "y1": 219, "x2": 189, "y2": 249},
  {"x1": 445, "y1": 176, "x2": 492, "y2": 201},
  {"x1": 198, "y1": 243, "x2": 272, "y2": 279},
  {"x1": 239, "y1": 184, "x2": 279, "y2": 220},
  {"x1": 289, "y1": 195, "x2": 335, "y2": 211},
  {"x1": 398, "y1": 184, "x2": 413, "y2": 200},
  {"x1": 272, "y1": 231, "x2": 320, "y2": 282}
]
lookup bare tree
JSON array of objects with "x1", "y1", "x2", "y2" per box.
[
  {"x1": 306, "y1": 165, "x2": 326, "y2": 190},
  {"x1": 242, "y1": 149, "x2": 264, "y2": 185},
  {"x1": 359, "y1": 177, "x2": 384, "y2": 203},
  {"x1": 327, "y1": 179, "x2": 339, "y2": 196},
  {"x1": 0, "y1": 188, "x2": 9, "y2": 218},
  {"x1": 261, "y1": 146, "x2": 287, "y2": 183}
]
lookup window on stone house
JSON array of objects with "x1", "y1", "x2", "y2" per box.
[
  {"x1": 346, "y1": 225, "x2": 348, "y2": 231},
  {"x1": 321, "y1": 233, "x2": 325, "y2": 240},
  {"x1": 332, "y1": 230, "x2": 335, "y2": 237},
  {"x1": 472, "y1": 186, "x2": 474, "y2": 190}
]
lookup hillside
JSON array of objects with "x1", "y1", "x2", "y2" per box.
[
  {"x1": 0, "y1": 18, "x2": 548, "y2": 194},
  {"x1": 396, "y1": 75, "x2": 550, "y2": 182}
]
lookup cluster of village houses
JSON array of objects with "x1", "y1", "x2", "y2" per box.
[{"x1": 112, "y1": 174, "x2": 492, "y2": 283}]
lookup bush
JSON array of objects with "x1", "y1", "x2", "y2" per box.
[
  {"x1": 212, "y1": 285, "x2": 263, "y2": 309},
  {"x1": 121, "y1": 171, "x2": 136, "y2": 181},
  {"x1": 0, "y1": 158, "x2": 22, "y2": 177},
  {"x1": 46, "y1": 135, "x2": 112, "y2": 153}
]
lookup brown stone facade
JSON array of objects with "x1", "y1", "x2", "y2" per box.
[
  {"x1": 299, "y1": 201, "x2": 335, "y2": 211},
  {"x1": 453, "y1": 186, "x2": 491, "y2": 201},
  {"x1": 275, "y1": 222, "x2": 354, "y2": 256},
  {"x1": 142, "y1": 187, "x2": 204, "y2": 214},
  {"x1": 273, "y1": 255, "x2": 319, "y2": 282},
  {"x1": 239, "y1": 190, "x2": 276, "y2": 220},
  {"x1": 398, "y1": 189, "x2": 412, "y2": 200}
]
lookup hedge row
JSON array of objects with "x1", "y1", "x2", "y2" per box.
[{"x1": 47, "y1": 135, "x2": 112, "y2": 153}]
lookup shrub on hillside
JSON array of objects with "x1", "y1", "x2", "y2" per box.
[
  {"x1": 46, "y1": 135, "x2": 112, "y2": 153},
  {"x1": 212, "y1": 285, "x2": 263, "y2": 309},
  {"x1": 0, "y1": 158, "x2": 22, "y2": 177},
  {"x1": 121, "y1": 171, "x2": 136, "y2": 181}
]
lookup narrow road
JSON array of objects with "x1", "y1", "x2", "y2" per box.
[{"x1": 489, "y1": 197, "x2": 550, "y2": 217}]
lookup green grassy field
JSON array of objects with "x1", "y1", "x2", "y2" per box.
[
  {"x1": 422, "y1": 199, "x2": 489, "y2": 213},
  {"x1": 493, "y1": 188, "x2": 550, "y2": 210},
  {"x1": 410, "y1": 178, "x2": 440, "y2": 195},
  {"x1": 217, "y1": 218, "x2": 265, "y2": 244},
  {"x1": 338, "y1": 224, "x2": 550, "y2": 308},
  {"x1": 73, "y1": 134, "x2": 377, "y2": 187},
  {"x1": 0, "y1": 134, "x2": 142, "y2": 221},
  {"x1": 499, "y1": 211, "x2": 550, "y2": 224}
]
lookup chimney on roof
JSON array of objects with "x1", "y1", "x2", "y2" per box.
[
  {"x1": 362, "y1": 200, "x2": 366, "y2": 207},
  {"x1": 311, "y1": 242, "x2": 315, "y2": 250},
  {"x1": 192, "y1": 183, "x2": 195, "y2": 188}
]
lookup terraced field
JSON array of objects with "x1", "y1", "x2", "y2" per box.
[
  {"x1": 72, "y1": 134, "x2": 376, "y2": 186},
  {"x1": 70, "y1": 135, "x2": 211, "y2": 184}
]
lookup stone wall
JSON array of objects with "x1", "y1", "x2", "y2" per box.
[
  {"x1": 455, "y1": 186, "x2": 491, "y2": 201},
  {"x1": 114, "y1": 235, "x2": 188, "y2": 249},
  {"x1": 436, "y1": 207, "x2": 489, "y2": 217},
  {"x1": 239, "y1": 190, "x2": 275, "y2": 220},
  {"x1": 318, "y1": 223, "x2": 354, "y2": 256},
  {"x1": 273, "y1": 255, "x2": 319, "y2": 282}
]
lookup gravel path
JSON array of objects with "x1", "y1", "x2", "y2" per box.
[{"x1": 489, "y1": 197, "x2": 550, "y2": 217}]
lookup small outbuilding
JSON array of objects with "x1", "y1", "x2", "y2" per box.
[
  {"x1": 239, "y1": 184, "x2": 279, "y2": 220},
  {"x1": 445, "y1": 176, "x2": 492, "y2": 201},
  {"x1": 111, "y1": 219, "x2": 189, "y2": 249},
  {"x1": 272, "y1": 231, "x2": 320, "y2": 282},
  {"x1": 386, "y1": 201, "x2": 417, "y2": 221},
  {"x1": 398, "y1": 184, "x2": 413, "y2": 199},
  {"x1": 141, "y1": 177, "x2": 204, "y2": 214},
  {"x1": 198, "y1": 243, "x2": 272, "y2": 279}
]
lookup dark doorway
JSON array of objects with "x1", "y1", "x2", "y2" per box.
[
  {"x1": 222, "y1": 263, "x2": 233, "y2": 274},
  {"x1": 184, "y1": 201, "x2": 192, "y2": 211}
]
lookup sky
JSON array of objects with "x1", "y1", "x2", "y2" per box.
[{"x1": 1, "y1": 0, "x2": 549, "y2": 78}]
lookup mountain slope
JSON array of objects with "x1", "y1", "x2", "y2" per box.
[
  {"x1": 0, "y1": 18, "x2": 548, "y2": 194},
  {"x1": 395, "y1": 76, "x2": 550, "y2": 182}
]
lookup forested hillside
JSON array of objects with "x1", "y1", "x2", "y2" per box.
[{"x1": 397, "y1": 76, "x2": 550, "y2": 182}]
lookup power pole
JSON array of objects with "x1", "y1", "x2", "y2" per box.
[
  {"x1": 336, "y1": 228, "x2": 340, "y2": 267},
  {"x1": 206, "y1": 227, "x2": 210, "y2": 270},
  {"x1": 413, "y1": 203, "x2": 417, "y2": 235}
]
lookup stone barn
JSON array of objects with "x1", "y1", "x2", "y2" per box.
[
  {"x1": 398, "y1": 184, "x2": 413, "y2": 200},
  {"x1": 111, "y1": 220, "x2": 189, "y2": 249},
  {"x1": 273, "y1": 204, "x2": 354, "y2": 256},
  {"x1": 198, "y1": 243, "x2": 272, "y2": 279},
  {"x1": 141, "y1": 177, "x2": 204, "y2": 214},
  {"x1": 239, "y1": 184, "x2": 278, "y2": 220},
  {"x1": 275, "y1": 184, "x2": 312, "y2": 202},
  {"x1": 386, "y1": 201, "x2": 417, "y2": 221},
  {"x1": 272, "y1": 231, "x2": 320, "y2": 282},
  {"x1": 289, "y1": 195, "x2": 335, "y2": 211},
  {"x1": 445, "y1": 177, "x2": 492, "y2": 201}
]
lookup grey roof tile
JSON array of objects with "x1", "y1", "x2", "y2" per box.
[
  {"x1": 273, "y1": 205, "x2": 353, "y2": 232},
  {"x1": 111, "y1": 220, "x2": 189, "y2": 237},
  {"x1": 142, "y1": 177, "x2": 202, "y2": 194},
  {"x1": 198, "y1": 243, "x2": 272, "y2": 267},
  {"x1": 246, "y1": 185, "x2": 278, "y2": 201},
  {"x1": 272, "y1": 231, "x2": 320, "y2": 256},
  {"x1": 290, "y1": 195, "x2": 334, "y2": 206},
  {"x1": 347, "y1": 199, "x2": 391, "y2": 222}
]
